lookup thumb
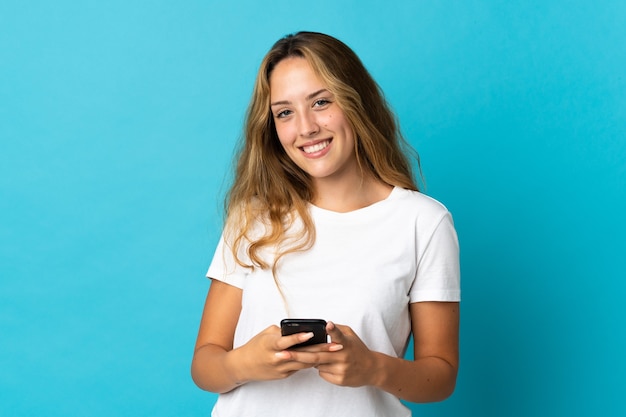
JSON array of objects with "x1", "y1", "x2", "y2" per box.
[{"x1": 326, "y1": 321, "x2": 345, "y2": 344}]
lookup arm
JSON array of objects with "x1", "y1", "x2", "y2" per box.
[
  {"x1": 191, "y1": 279, "x2": 243, "y2": 392},
  {"x1": 287, "y1": 301, "x2": 459, "y2": 402},
  {"x1": 191, "y1": 279, "x2": 327, "y2": 393},
  {"x1": 377, "y1": 301, "x2": 459, "y2": 402}
]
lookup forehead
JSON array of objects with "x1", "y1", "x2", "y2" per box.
[{"x1": 269, "y1": 57, "x2": 326, "y2": 98}]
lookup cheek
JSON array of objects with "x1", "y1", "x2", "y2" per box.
[
  {"x1": 322, "y1": 113, "x2": 332, "y2": 128},
  {"x1": 274, "y1": 124, "x2": 294, "y2": 147},
  {"x1": 320, "y1": 113, "x2": 333, "y2": 128},
  {"x1": 323, "y1": 111, "x2": 350, "y2": 132}
]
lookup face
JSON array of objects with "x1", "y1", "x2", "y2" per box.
[{"x1": 269, "y1": 57, "x2": 357, "y2": 186}]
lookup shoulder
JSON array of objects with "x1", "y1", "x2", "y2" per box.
[
  {"x1": 223, "y1": 200, "x2": 271, "y2": 244},
  {"x1": 390, "y1": 187, "x2": 452, "y2": 222}
]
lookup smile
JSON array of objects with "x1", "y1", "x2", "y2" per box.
[{"x1": 302, "y1": 140, "x2": 330, "y2": 154}]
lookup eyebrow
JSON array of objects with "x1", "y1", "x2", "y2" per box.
[{"x1": 270, "y1": 89, "x2": 329, "y2": 107}]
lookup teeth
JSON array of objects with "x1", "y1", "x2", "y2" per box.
[{"x1": 302, "y1": 140, "x2": 329, "y2": 154}]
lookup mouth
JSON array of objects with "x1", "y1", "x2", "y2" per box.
[{"x1": 301, "y1": 139, "x2": 331, "y2": 154}]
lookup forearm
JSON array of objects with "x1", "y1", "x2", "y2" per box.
[
  {"x1": 371, "y1": 352, "x2": 457, "y2": 403},
  {"x1": 191, "y1": 344, "x2": 247, "y2": 393}
]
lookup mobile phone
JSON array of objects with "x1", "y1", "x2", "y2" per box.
[{"x1": 280, "y1": 318, "x2": 328, "y2": 348}]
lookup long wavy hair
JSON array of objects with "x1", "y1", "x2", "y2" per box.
[{"x1": 224, "y1": 31, "x2": 420, "y2": 276}]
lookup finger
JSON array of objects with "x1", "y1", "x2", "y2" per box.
[
  {"x1": 325, "y1": 321, "x2": 345, "y2": 344},
  {"x1": 274, "y1": 349, "x2": 293, "y2": 360},
  {"x1": 317, "y1": 369, "x2": 345, "y2": 386},
  {"x1": 276, "y1": 332, "x2": 314, "y2": 350},
  {"x1": 287, "y1": 350, "x2": 321, "y2": 364},
  {"x1": 328, "y1": 343, "x2": 344, "y2": 351},
  {"x1": 289, "y1": 345, "x2": 344, "y2": 364},
  {"x1": 290, "y1": 341, "x2": 344, "y2": 353}
]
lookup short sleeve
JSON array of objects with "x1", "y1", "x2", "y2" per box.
[
  {"x1": 409, "y1": 212, "x2": 461, "y2": 302},
  {"x1": 206, "y1": 233, "x2": 248, "y2": 289}
]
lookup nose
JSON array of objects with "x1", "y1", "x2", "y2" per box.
[{"x1": 298, "y1": 110, "x2": 319, "y2": 138}]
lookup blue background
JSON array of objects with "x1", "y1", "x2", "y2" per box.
[{"x1": 1, "y1": 1, "x2": 625, "y2": 416}]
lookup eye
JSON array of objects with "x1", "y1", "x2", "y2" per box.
[
  {"x1": 313, "y1": 98, "x2": 331, "y2": 108},
  {"x1": 275, "y1": 109, "x2": 292, "y2": 119}
]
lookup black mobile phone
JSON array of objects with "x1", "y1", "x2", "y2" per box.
[{"x1": 280, "y1": 318, "x2": 328, "y2": 348}]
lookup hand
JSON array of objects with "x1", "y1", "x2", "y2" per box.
[
  {"x1": 235, "y1": 325, "x2": 319, "y2": 382},
  {"x1": 289, "y1": 321, "x2": 379, "y2": 387}
]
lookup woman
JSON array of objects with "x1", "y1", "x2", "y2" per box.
[{"x1": 192, "y1": 31, "x2": 460, "y2": 417}]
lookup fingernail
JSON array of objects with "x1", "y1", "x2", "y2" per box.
[
  {"x1": 329, "y1": 344, "x2": 343, "y2": 351},
  {"x1": 300, "y1": 332, "x2": 314, "y2": 340}
]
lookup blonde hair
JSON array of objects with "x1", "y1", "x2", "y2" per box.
[{"x1": 224, "y1": 31, "x2": 420, "y2": 276}]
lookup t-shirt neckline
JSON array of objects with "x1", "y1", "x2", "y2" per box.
[{"x1": 308, "y1": 186, "x2": 402, "y2": 217}]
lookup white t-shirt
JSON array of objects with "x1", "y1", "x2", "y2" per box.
[{"x1": 206, "y1": 187, "x2": 460, "y2": 417}]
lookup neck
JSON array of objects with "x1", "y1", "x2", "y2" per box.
[{"x1": 311, "y1": 174, "x2": 393, "y2": 213}]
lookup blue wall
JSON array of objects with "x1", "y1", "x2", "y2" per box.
[{"x1": 1, "y1": 1, "x2": 624, "y2": 416}]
